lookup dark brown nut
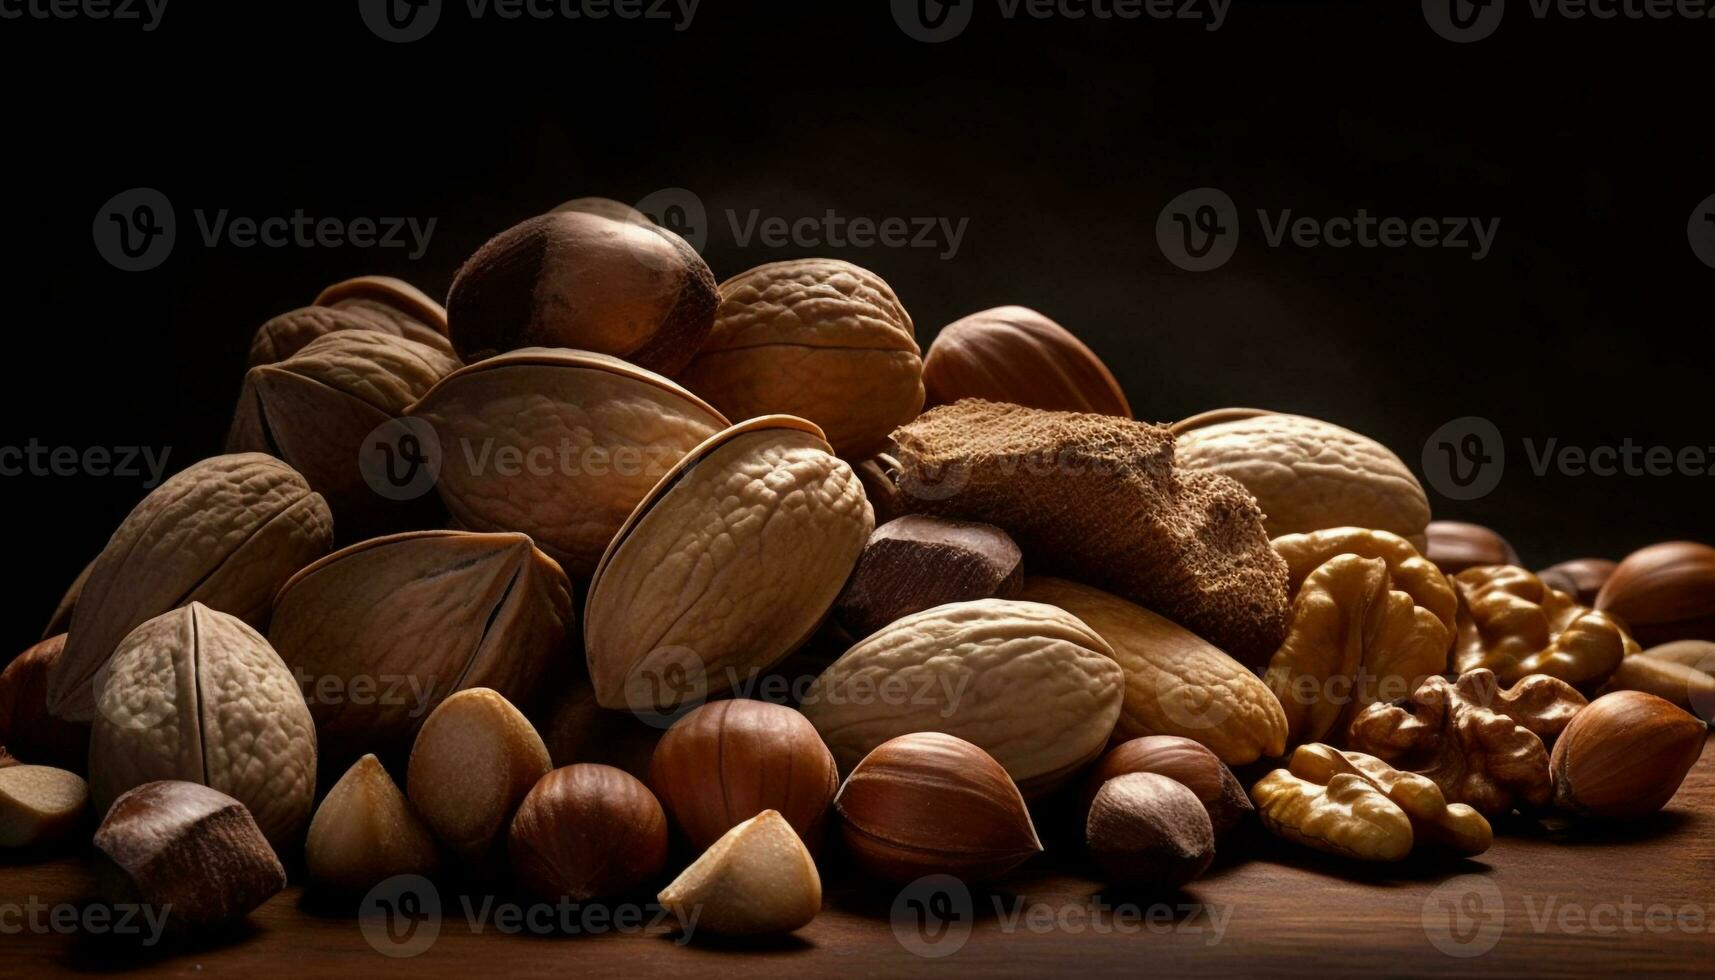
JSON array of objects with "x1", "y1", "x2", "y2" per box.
[
  {"x1": 1536, "y1": 558, "x2": 1617, "y2": 607},
  {"x1": 304, "y1": 754, "x2": 440, "y2": 895},
  {"x1": 1598, "y1": 655, "x2": 1715, "y2": 721},
  {"x1": 1596, "y1": 541, "x2": 1715, "y2": 646},
  {"x1": 1346, "y1": 670, "x2": 1588, "y2": 816},
  {"x1": 853, "y1": 453, "x2": 904, "y2": 525},
  {"x1": 314, "y1": 275, "x2": 449, "y2": 337},
  {"x1": 408, "y1": 688, "x2": 551, "y2": 865},
  {"x1": 648, "y1": 700, "x2": 837, "y2": 854},
  {"x1": 0, "y1": 636, "x2": 90, "y2": 771},
  {"x1": 248, "y1": 304, "x2": 453, "y2": 367},
  {"x1": 678, "y1": 258, "x2": 924, "y2": 459},
  {"x1": 447, "y1": 210, "x2": 717, "y2": 375},
  {"x1": 833, "y1": 515, "x2": 1024, "y2": 639},
  {"x1": 226, "y1": 331, "x2": 461, "y2": 540},
  {"x1": 1085, "y1": 773, "x2": 1214, "y2": 888},
  {"x1": 93, "y1": 781, "x2": 287, "y2": 932},
  {"x1": 889, "y1": 400, "x2": 1289, "y2": 665},
  {"x1": 1082, "y1": 737, "x2": 1252, "y2": 841},
  {"x1": 509, "y1": 764, "x2": 668, "y2": 901},
  {"x1": 1550, "y1": 691, "x2": 1705, "y2": 821},
  {"x1": 1454, "y1": 565, "x2": 1634, "y2": 690},
  {"x1": 0, "y1": 765, "x2": 88, "y2": 848},
  {"x1": 1424, "y1": 521, "x2": 1521, "y2": 574},
  {"x1": 922, "y1": 306, "x2": 1131, "y2": 417},
  {"x1": 49, "y1": 454, "x2": 333, "y2": 723},
  {"x1": 42, "y1": 559, "x2": 93, "y2": 640},
  {"x1": 834, "y1": 732, "x2": 1041, "y2": 884},
  {"x1": 1285, "y1": 744, "x2": 1492, "y2": 857}
]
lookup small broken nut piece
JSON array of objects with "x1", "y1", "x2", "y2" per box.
[
  {"x1": 1251, "y1": 769, "x2": 1414, "y2": 862},
  {"x1": 1550, "y1": 691, "x2": 1705, "y2": 821},
  {"x1": 833, "y1": 515, "x2": 1024, "y2": 640},
  {"x1": 305, "y1": 754, "x2": 440, "y2": 895},
  {"x1": 1286, "y1": 744, "x2": 1491, "y2": 857},
  {"x1": 1345, "y1": 670, "x2": 1587, "y2": 816},
  {"x1": 922, "y1": 306, "x2": 1131, "y2": 417},
  {"x1": 509, "y1": 764, "x2": 669, "y2": 901},
  {"x1": 1082, "y1": 736, "x2": 1252, "y2": 840},
  {"x1": 93, "y1": 780, "x2": 286, "y2": 932},
  {"x1": 1454, "y1": 565, "x2": 1635, "y2": 689},
  {"x1": 1085, "y1": 773, "x2": 1215, "y2": 889},
  {"x1": 1424, "y1": 521, "x2": 1522, "y2": 575},
  {"x1": 657, "y1": 809, "x2": 822, "y2": 937},
  {"x1": 407, "y1": 688, "x2": 552, "y2": 865},
  {"x1": 0, "y1": 765, "x2": 88, "y2": 848}
]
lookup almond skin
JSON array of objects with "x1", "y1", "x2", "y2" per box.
[{"x1": 1550, "y1": 691, "x2": 1705, "y2": 821}]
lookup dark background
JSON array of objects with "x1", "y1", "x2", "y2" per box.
[{"x1": 4, "y1": 0, "x2": 1712, "y2": 659}]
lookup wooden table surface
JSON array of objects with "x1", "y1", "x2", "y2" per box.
[{"x1": 3, "y1": 734, "x2": 1710, "y2": 978}]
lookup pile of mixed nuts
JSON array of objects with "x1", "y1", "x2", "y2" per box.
[{"x1": 2, "y1": 197, "x2": 1712, "y2": 939}]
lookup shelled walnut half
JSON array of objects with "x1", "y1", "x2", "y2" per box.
[{"x1": 1453, "y1": 565, "x2": 1635, "y2": 690}]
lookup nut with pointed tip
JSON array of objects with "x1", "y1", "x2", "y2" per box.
[
  {"x1": 1596, "y1": 541, "x2": 1715, "y2": 646},
  {"x1": 1536, "y1": 558, "x2": 1616, "y2": 607},
  {"x1": 922, "y1": 306, "x2": 1131, "y2": 417},
  {"x1": 93, "y1": 780, "x2": 286, "y2": 932},
  {"x1": 304, "y1": 754, "x2": 439, "y2": 894},
  {"x1": 508, "y1": 764, "x2": 668, "y2": 902},
  {"x1": 1550, "y1": 691, "x2": 1705, "y2": 821},
  {"x1": 0, "y1": 635, "x2": 90, "y2": 771},
  {"x1": 1424, "y1": 521, "x2": 1521, "y2": 574},
  {"x1": 648, "y1": 700, "x2": 837, "y2": 854},
  {"x1": 834, "y1": 732, "x2": 1041, "y2": 884},
  {"x1": 408, "y1": 688, "x2": 551, "y2": 865},
  {"x1": 1086, "y1": 773, "x2": 1215, "y2": 888},
  {"x1": 834, "y1": 515, "x2": 1024, "y2": 640},
  {"x1": 658, "y1": 809, "x2": 822, "y2": 937},
  {"x1": 0, "y1": 765, "x2": 87, "y2": 848},
  {"x1": 1081, "y1": 737, "x2": 1252, "y2": 840}
]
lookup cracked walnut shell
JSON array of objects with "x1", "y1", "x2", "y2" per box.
[{"x1": 1453, "y1": 565, "x2": 1635, "y2": 689}]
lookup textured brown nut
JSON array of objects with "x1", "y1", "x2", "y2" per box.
[
  {"x1": 1021, "y1": 577, "x2": 1286, "y2": 765},
  {"x1": 408, "y1": 688, "x2": 551, "y2": 865},
  {"x1": 1424, "y1": 521, "x2": 1521, "y2": 574},
  {"x1": 834, "y1": 515, "x2": 1024, "y2": 639},
  {"x1": 678, "y1": 258, "x2": 924, "y2": 458},
  {"x1": 1596, "y1": 541, "x2": 1715, "y2": 646},
  {"x1": 890, "y1": 401, "x2": 1290, "y2": 665},
  {"x1": 834, "y1": 733, "x2": 1041, "y2": 884},
  {"x1": 248, "y1": 304, "x2": 453, "y2": 367},
  {"x1": 803, "y1": 599, "x2": 1123, "y2": 795},
  {"x1": 304, "y1": 754, "x2": 440, "y2": 894},
  {"x1": 922, "y1": 306, "x2": 1130, "y2": 417},
  {"x1": 93, "y1": 781, "x2": 286, "y2": 932},
  {"x1": 1286, "y1": 744, "x2": 1492, "y2": 857},
  {"x1": 648, "y1": 700, "x2": 837, "y2": 854},
  {"x1": 1550, "y1": 691, "x2": 1705, "y2": 821},
  {"x1": 89, "y1": 603, "x2": 317, "y2": 850},
  {"x1": 1250, "y1": 769, "x2": 1413, "y2": 862},
  {"x1": 1082, "y1": 737, "x2": 1252, "y2": 840},
  {"x1": 447, "y1": 210, "x2": 717, "y2": 374},
  {"x1": 227, "y1": 331, "x2": 461, "y2": 539},
  {"x1": 508, "y1": 764, "x2": 668, "y2": 901},
  {"x1": 49, "y1": 454, "x2": 333, "y2": 723},
  {"x1": 42, "y1": 559, "x2": 92, "y2": 639},
  {"x1": 0, "y1": 765, "x2": 88, "y2": 848},
  {"x1": 657, "y1": 809, "x2": 822, "y2": 936},
  {"x1": 1345, "y1": 670, "x2": 1588, "y2": 816},
  {"x1": 407, "y1": 348, "x2": 728, "y2": 578},
  {"x1": 1599, "y1": 655, "x2": 1715, "y2": 721},
  {"x1": 1454, "y1": 565, "x2": 1634, "y2": 689},
  {"x1": 1167, "y1": 407, "x2": 1274, "y2": 437},
  {"x1": 1175, "y1": 413, "x2": 1432, "y2": 547},
  {"x1": 314, "y1": 275, "x2": 449, "y2": 337},
  {"x1": 0, "y1": 636, "x2": 90, "y2": 771},
  {"x1": 270, "y1": 530, "x2": 572, "y2": 760},
  {"x1": 1536, "y1": 558, "x2": 1617, "y2": 607},
  {"x1": 1085, "y1": 773, "x2": 1214, "y2": 887},
  {"x1": 585, "y1": 417, "x2": 872, "y2": 712}
]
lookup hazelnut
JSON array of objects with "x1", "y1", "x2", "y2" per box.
[
  {"x1": 1550, "y1": 691, "x2": 1705, "y2": 821},
  {"x1": 407, "y1": 688, "x2": 551, "y2": 865},
  {"x1": 657, "y1": 809, "x2": 822, "y2": 937},
  {"x1": 446, "y1": 210, "x2": 717, "y2": 374},
  {"x1": 93, "y1": 780, "x2": 286, "y2": 932},
  {"x1": 0, "y1": 635, "x2": 90, "y2": 771},
  {"x1": 833, "y1": 732, "x2": 1041, "y2": 885},
  {"x1": 833, "y1": 515, "x2": 1024, "y2": 640},
  {"x1": 304, "y1": 755, "x2": 440, "y2": 895},
  {"x1": 1424, "y1": 520, "x2": 1521, "y2": 574},
  {"x1": 1537, "y1": 558, "x2": 1617, "y2": 606},
  {"x1": 508, "y1": 764, "x2": 668, "y2": 902},
  {"x1": 1085, "y1": 773, "x2": 1215, "y2": 889},
  {"x1": 922, "y1": 306, "x2": 1131, "y2": 417},
  {"x1": 0, "y1": 765, "x2": 88, "y2": 848},
  {"x1": 1082, "y1": 737, "x2": 1252, "y2": 840},
  {"x1": 648, "y1": 700, "x2": 837, "y2": 854},
  {"x1": 1596, "y1": 541, "x2": 1715, "y2": 646}
]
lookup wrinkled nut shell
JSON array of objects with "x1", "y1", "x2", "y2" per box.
[
  {"x1": 1082, "y1": 736, "x2": 1253, "y2": 840},
  {"x1": 1085, "y1": 773, "x2": 1215, "y2": 888},
  {"x1": 0, "y1": 765, "x2": 88, "y2": 848},
  {"x1": 834, "y1": 515, "x2": 1024, "y2": 640},
  {"x1": 1596, "y1": 541, "x2": 1715, "y2": 646},
  {"x1": 922, "y1": 306, "x2": 1131, "y2": 417},
  {"x1": 305, "y1": 754, "x2": 440, "y2": 894},
  {"x1": 657, "y1": 809, "x2": 822, "y2": 937},
  {"x1": 1550, "y1": 691, "x2": 1705, "y2": 821},
  {"x1": 314, "y1": 275, "x2": 449, "y2": 337},
  {"x1": 509, "y1": 764, "x2": 669, "y2": 901},
  {"x1": 249, "y1": 304, "x2": 453, "y2": 367},
  {"x1": 408, "y1": 688, "x2": 552, "y2": 865},
  {"x1": 1424, "y1": 521, "x2": 1521, "y2": 574},
  {"x1": 0, "y1": 635, "x2": 90, "y2": 771}
]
